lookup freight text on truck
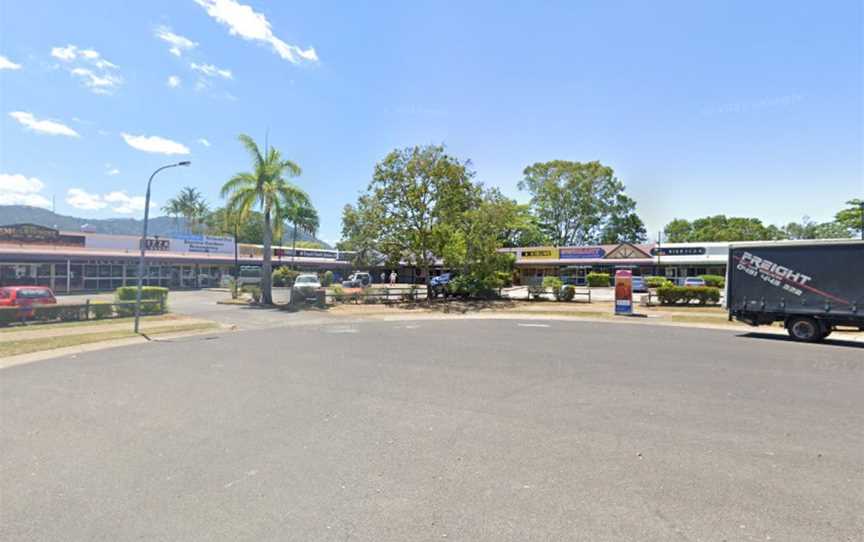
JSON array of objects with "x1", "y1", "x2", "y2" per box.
[{"x1": 726, "y1": 240, "x2": 864, "y2": 342}]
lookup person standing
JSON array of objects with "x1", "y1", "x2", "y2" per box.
[
  {"x1": 389, "y1": 270, "x2": 397, "y2": 285},
  {"x1": 380, "y1": 271, "x2": 386, "y2": 284}
]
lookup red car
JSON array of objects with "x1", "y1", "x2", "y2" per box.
[{"x1": 0, "y1": 286, "x2": 57, "y2": 317}]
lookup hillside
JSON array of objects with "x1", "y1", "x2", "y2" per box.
[{"x1": 0, "y1": 205, "x2": 330, "y2": 247}]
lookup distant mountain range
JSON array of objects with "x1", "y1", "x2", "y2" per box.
[{"x1": 0, "y1": 205, "x2": 330, "y2": 248}]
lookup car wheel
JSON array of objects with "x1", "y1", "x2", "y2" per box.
[{"x1": 787, "y1": 316, "x2": 823, "y2": 342}]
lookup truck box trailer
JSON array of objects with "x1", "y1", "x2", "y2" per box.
[{"x1": 726, "y1": 240, "x2": 864, "y2": 342}]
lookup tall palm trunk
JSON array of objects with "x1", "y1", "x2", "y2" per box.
[
  {"x1": 261, "y1": 207, "x2": 274, "y2": 304},
  {"x1": 291, "y1": 223, "x2": 298, "y2": 270}
]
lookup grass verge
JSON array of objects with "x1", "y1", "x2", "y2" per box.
[
  {"x1": 0, "y1": 322, "x2": 220, "y2": 358},
  {"x1": 0, "y1": 314, "x2": 183, "y2": 334}
]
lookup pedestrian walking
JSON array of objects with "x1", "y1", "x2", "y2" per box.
[{"x1": 389, "y1": 270, "x2": 397, "y2": 285}]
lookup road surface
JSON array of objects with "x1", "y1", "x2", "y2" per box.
[{"x1": 2, "y1": 319, "x2": 862, "y2": 541}]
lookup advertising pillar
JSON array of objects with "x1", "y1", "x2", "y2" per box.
[{"x1": 614, "y1": 269, "x2": 633, "y2": 315}]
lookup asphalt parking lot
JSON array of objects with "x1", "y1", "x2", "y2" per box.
[{"x1": 2, "y1": 319, "x2": 861, "y2": 541}]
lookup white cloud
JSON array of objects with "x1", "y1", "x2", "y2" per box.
[
  {"x1": 197, "y1": 138, "x2": 211, "y2": 147},
  {"x1": 0, "y1": 173, "x2": 51, "y2": 207},
  {"x1": 65, "y1": 188, "x2": 153, "y2": 214},
  {"x1": 154, "y1": 25, "x2": 199, "y2": 57},
  {"x1": 190, "y1": 62, "x2": 232, "y2": 79},
  {"x1": 105, "y1": 164, "x2": 120, "y2": 176},
  {"x1": 66, "y1": 188, "x2": 107, "y2": 210},
  {"x1": 194, "y1": 0, "x2": 318, "y2": 64},
  {"x1": 167, "y1": 75, "x2": 182, "y2": 88},
  {"x1": 103, "y1": 191, "x2": 150, "y2": 214},
  {"x1": 121, "y1": 132, "x2": 190, "y2": 155},
  {"x1": 9, "y1": 111, "x2": 80, "y2": 137},
  {"x1": 0, "y1": 55, "x2": 22, "y2": 70},
  {"x1": 51, "y1": 44, "x2": 122, "y2": 94}
]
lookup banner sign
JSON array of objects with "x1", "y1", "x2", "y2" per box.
[
  {"x1": 520, "y1": 247, "x2": 559, "y2": 260},
  {"x1": 559, "y1": 247, "x2": 606, "y2": 259},
  {"x1": 651, "y1": 247, "x2": 706, "y2": 256},
  {"x1": 273, "y1": 247, "x2": 338, "y2": 259},
  {"x1": 171, "y1": 234, "x2": 235, "y2": 255}
]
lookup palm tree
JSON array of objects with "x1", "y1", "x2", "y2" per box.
[
  {"x1": 221, "y1": 134, "x2": 310, "y2": 305},
  {"x1": 283, "y1": 201, "x2": 320, "y2": 269},
  {"x1": 164, "y1": 187, "x2": 208, "y2": 233}
]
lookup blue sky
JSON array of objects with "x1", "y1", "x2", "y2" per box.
[{"x1": 1, "y1": 0, "x2": 861, "y2": 243}]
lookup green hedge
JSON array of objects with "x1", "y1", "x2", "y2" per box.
[
  {"x1": 322, "y1": 270, "x2": 334, "y2": 287},
  {"x1": 645, "y1": 276, "x2": 673, "y2": 289},
  {"x1": 657, "y1": 286, "x2": 720, "y2": 305},
  {"x1": 272, "y1": 267, "x2": 299, "y2": 287},
  {"x1": 699, "y1": 274, "x2": 725, "y2": 288},
  {"x1": 586, "y1": 272, "x2": 611, "y2": 287},
  {"x1": 115, "y1": 286, "x2": 168, "y2": 316},
  {"x1": 0, "y1": 299, "x2": 163, "y2": 326}
]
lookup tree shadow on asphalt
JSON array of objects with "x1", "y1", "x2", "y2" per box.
[
  {"x1": 737, "y1": 332, "x2": 864, "y2": 349},
  {"x1": 394, "y1": 299, "x2": 518, "y2": 314}
]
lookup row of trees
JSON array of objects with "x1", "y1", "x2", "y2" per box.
[
  {"x1": 339, "y1": 146, "x2": 649, "y2": 296},
  {"x1": 664, "y1": 201, "x2": 862, "y2": 243}
]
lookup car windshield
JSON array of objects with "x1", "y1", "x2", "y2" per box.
[
  {"x1": 16, "y1": 288, "x2": 52, "y2": 299},
  {"x1": 296, "y1": 276, "x2": 317, "y2": 284}
]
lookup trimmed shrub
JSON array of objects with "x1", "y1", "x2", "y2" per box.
[
  {"x1": 322, "y1": 270, "x2": 334, "y2": 287},
  {"x1": 448, "y1": 275, "x2": 500, "y2": 299},
  {"x1": 657, "y1": 286, "x2": 720, "y2": 305},
  {"x1": 242, "y1": 284, "x2": 262, "y2": 303},
  {"x1": 115, "y1": 286, "x2": 168, "y2": 316},
  {"x1": 272, "y1": 267, "x2": 299, "y2": 287},
  {"x1": 559, "y1": 285, "x2": 576, "y2": 302},
  {"x1": 330, "y1": 284, "x2": 344, "y2": 301},
  {"x1": 90, "y1": 301, "x2": 114, "y2": 319},
  {"x1": 542, "y1": 276, "x2": 564, "y2": 300},
  {"x1": 699, "y1": 274, "x2": 725, "y2": 288},
  {"x1": 586, "y1": 272, "x2": 611, "y2": 287},
  {"x1": 645, "y1": 276, "x2": 673, "y2": 289}
]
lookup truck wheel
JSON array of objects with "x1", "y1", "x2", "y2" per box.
[{"x1": 787, "y1": 316, "x2": 822, "y2": 342}]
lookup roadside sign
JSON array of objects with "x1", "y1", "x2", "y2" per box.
[{"x1": 614, "y1": 269, "x2": 633, "y2": 315}]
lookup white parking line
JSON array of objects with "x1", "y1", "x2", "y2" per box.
[
  {"x1": 326, "y1": 328, "x2": 359, "y2": 334},
  {"x1": 517, "y1": 323, "x2": 550, "y2": 328}
]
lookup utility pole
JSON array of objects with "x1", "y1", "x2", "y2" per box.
[{"x1": 859, "y1": 201, "x2": 863, "y2": 240}]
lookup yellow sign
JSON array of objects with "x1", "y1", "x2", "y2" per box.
[{"x1": 520, "y1": 247, "x2": 559, "y2": 260}]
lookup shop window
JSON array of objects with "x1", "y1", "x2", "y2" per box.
[
  {"x1": 54, "y1": 263, "x2": 68, "y2": 277},
  {"x1": 84, "y1": 264, "x2": 98, "y2": 277},
  {"x1": 37, "y1": 264, "x2": 51, "y2": 276},
  {"x1": 84, "y1": 279, "x2": 98, "y2": 290}
]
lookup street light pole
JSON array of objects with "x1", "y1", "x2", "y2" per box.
[{"x1": 134, "y1": 161, "x2": 191, "y2": 334}]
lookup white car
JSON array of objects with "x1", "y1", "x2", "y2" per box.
[
  {"x1": 293, "y1": 274, "x2": 322, "y2": 289},
  {"x1": 292, "y1": 274, "x2": 322, "y2": 304}
]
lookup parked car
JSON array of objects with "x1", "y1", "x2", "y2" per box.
[
  {"x1": 683, "y1": 277, "x2": 706, "y2": 287},
  {"x1": 292, "y1": 274, "x2": 322, "y2": 303},
  {"x1": 342, "y1": 272, "x2": 372, "y2": 288},
  {"x1": 0, "y1": 286, "x2": 57, "y2": 318},
  {"x1": 631, "y1": 276, "x2": 647, "y2": 293},
  {"x1": 430, "y1": 272, "x2": 455, "y2": 298}
]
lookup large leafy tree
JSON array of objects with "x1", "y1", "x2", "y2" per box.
[
  {"x1": 834, "y1": 198, "x2": 863, "y2": 238},
  {"x1": 220, "y1": 134, "x2": 310, "y2": 305},
  {"x1": 341, "y1": 145, "x2": 477, "y2": 296},
  {"x1": 663, "y1": 215, "x2": 785, "y2": 242},
  {"x1": 204, "y1": 207, "x2": 265, "y2": 244},
  {"x1": 518, "y1": 160, "x2": 645, "y2": 246},
  {"x1": 496, "y1": 201, "x2": 548, "y2": 248}
]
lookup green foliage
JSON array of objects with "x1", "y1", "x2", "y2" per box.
[
  {"x1": 782, "y1": 216, "x2": 851, "y2": 240},
  {"x1": 645, "y1": 276, "x2": 673, "y2": 289},
  {"x1": 586, "y1": 272, "x2": 611, "y2": 287},
  {"x1": 322, "y1": 270, "x2": 334, "y2": 286},
  {"x1": 115, "y1": 286, "x2": 168, "y2": 315},
  {"x1": 220, "y1": 133, "x2": 311, "y2": 305},
  {"x1": 329, "y1": 284, "x2": 345, "y2": 301},
  {"x1": 518, "y1": 160, "x2": 646, "y2": 245},
  {"x1": 834, "y1": 199, "x2": 863, "y2": 237},
  {"x1": 241, "y1": 284, "x2": 262, "y2": 303},
  {"x1": 163, "y1": 187, "x2": 209, "y2": 233},
  {"x1": 664, "y1": 215, "x2": 785, "y2": 242},
  {"x1": 559, "y1": 285, "x2": 576, "y2": 302},
  {"x1": 698, "y1": 274, "x2": 725, "y2": 288},
  {"x1": 448, "y1": 274, "x2": 502, "y2": 299},
  {"x1": 0, "y1": 307, "x2": 20, "y2": 325},
  {"x1": 542, "y1": 276, "x2": 564, "y2": 300},
  {"x1": 272, "y1": 267, "x2": 299, "y2": 287},
  {"x1": 657, "y1": 286, "x2": 720, "y2": 305},
  {"x1": 90, "y1": 301, "x2": 114, "y2": 319}
]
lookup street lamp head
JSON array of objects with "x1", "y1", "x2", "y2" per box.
[{"x1": 177, "y1": 161, "x2": 191, "y2": 167}]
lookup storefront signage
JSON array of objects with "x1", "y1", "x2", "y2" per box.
[
  {"x1": 172, "y1": 234, "x2": 235, "y2": 255},
  {"x1": 559, "y1": 247, "x2": 606, "y2": 259},
  {"x1": 651, "y1": 247, "x2": 706, "y2": 256},
  {"x1": 141, "y1": 238, "x2": 170, "y2": 251},
  {"x1": 614, "y1": 269, "x2": 633, "y2": 315},
  {"x1": 520, "y1": 247, "x2": 559, "y2": 260},
  {"x1": 0, "y1": 223, "x2": 85, "y2": 247},
  {"x1": 273, "y1": 248, "x2": 337, "y2": 259}
]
